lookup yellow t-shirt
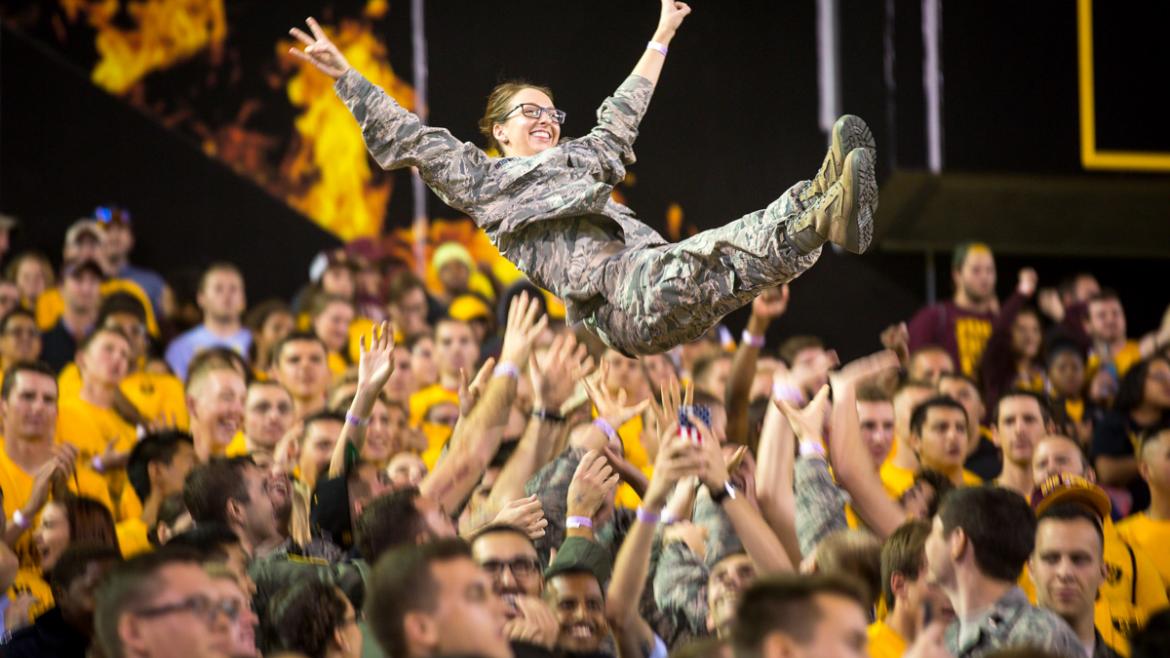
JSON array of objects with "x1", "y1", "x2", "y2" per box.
[
  {"x1": 1087, "y1": 340, "x2": 1143, "y2": 384},
  {"x1": 867, "y1": 620, "x2": 907, "y2": 658},
  {"x1": 225, "y1": 431, "x2": 250, "y2": 458},
  {"x1": 116, "y1": 517, "x2": 153, "y2": 558},
  {"x1": 880, "y1": 459, "x2": 981, "y2": 498},
  {"x1": 36, "y1": 280, "x2": 160, "y2": 337},
  {"x1": 1023, "y1": 517, "x2": 1168, "y2": 657},
  {"x1": 327, "y1": 351, "x2": 349, "y2": 379},
  {"x1": 58, "y1": 367, "x2": 189, "y2": 431},
  {"x1": 409, "y1": 384, "x2": 460, "y2": 429},
  {"x1": 879, "y1": 461, "x2": 916, "y2": 499},
  {"x1": 612, "y1": 414, "x2": 652, "y2": 509},
  {"x1": 0, "y1": 442, "x2": 114, "y2": 572},
  {"x1": 1116, "y1": 513, "x2": 1170, "y2": 597},
  {"x1": 55, "y1": 396, "x2": 138, "y2": 517},
  {"x1": 8, "y1": 567, "x2": 54, "y2": 624}
]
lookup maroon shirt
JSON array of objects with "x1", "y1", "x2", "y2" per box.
[{"x1": 907, "y1": 301, "x2": 996, "y2": 377}]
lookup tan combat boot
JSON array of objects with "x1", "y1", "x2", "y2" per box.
[
  {"x1": 786, "y1": 147, "x2": 877, "y2": 255},
  {"x1": 797, "y1": 114, "x2": 876, "y2": 206}
]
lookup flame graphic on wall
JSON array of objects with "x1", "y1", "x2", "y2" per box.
[
  {"x1": 61, "y1": 0, "x2": 228, "y2": 94},
  {"x1": 282, "y1": 12, "x2": 415, "y2": 241}
]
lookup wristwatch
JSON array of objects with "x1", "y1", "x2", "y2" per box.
[{"x1": 709, "y1": 481, "x2": 738, "y2": 505}]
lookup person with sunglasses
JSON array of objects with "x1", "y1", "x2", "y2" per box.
[
  {"x1": 288, "y1": 0, "x2": 878, "y2": 357},
  {"x1": 94, "y1": 206, "x2": 166, "y2": 326}
]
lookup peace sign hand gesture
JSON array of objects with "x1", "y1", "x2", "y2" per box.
[{"x1": 288, "y1": 17, "x2": 351, "y2": 79}]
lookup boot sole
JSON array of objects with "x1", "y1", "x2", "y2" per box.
[
  {"x1": 840, "y1": 148, "x2": 877, "y2": 254},
  {"x1": 836, "y1": 115, "x2": 876, "y2": 157}
]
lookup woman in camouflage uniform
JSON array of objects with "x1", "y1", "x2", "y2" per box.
[{"x1": 289, "y1": 1, "x2": 877, "y2": 356}]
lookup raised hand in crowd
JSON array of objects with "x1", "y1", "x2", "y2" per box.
[
  {"x1": 491, "y1": 495, "x2": 548, "y2": 540},
  {"x1": 565, "y1": 449, "x2": 621, "y2": 540},
  {"x1": 504, "y1": 595, "x2": 560, "y2": 651}
]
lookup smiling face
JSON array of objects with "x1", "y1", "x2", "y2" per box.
[
  {"x1": 493, "y1": 87, "x2": 562, "y2": 157},
  {"x1": 548, "y1": 572, "x2": 607, "y2": 653}
]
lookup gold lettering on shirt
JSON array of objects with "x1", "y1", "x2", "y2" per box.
[{"x1": 955, "y1": 317, "x2": 993, "y2": 377}]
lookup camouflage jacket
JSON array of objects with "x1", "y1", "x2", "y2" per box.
[
  {"x1": 944, "y1": 587, "x2": 1086, "y2": 658},
  {"x1": 335, "y1": 71, "x2": 667, "y2": 323},
  {"x1": 794, "y1": 456, "x2": 849, "y2": 557}
]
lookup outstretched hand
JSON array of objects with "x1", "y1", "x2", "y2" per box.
[{"x1": 288, "y1": 17, "x2": 351, "y2": 79}]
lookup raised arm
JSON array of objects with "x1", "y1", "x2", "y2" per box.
[
  {"x1": 632, "y1": 1, "x2": 692, "y2": 87},
  {"x1": 607, "y1": 431, "x2": 702, "y2": 658},
  {"x1": 726, "y1": 286, "x2": 788, "y2": 447},
  {"x1": 695, "y1": 416, "x2": 793, "y2": 574},
  {"x1": 754, "y1": 377, "x2": 803, "y2": 566},
  {"x1": 330, "y1": 322, "x2": 394, "y2": 478},
  {"x1": 289, "y1": 17, "x2": 489, "y2": 209},
  {"x1": 825, "y1": 351, "x2": 907, "y2": 539},
  {"x1": 490, "y1": 333, "x2": 594, "y2": 506},
  {"x1": 574, "y1": 2, "x2": 692, "y2": 173},
  {"x1": 421, "y1": 293, "x2": 548, "y2": 511},
  {"x1": 774, "y1": 386, "x2": 851, "y2": 557}
]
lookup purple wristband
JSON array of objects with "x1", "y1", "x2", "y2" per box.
[
  {"x1": 647, "y1": 40, "x2": 669, "y2": 56},
  {"x1": 742, "y1": 330, "x2": 766, "y2": 349},
  {"x1": 345, "y1": 412, "x2": 369, "y2": 427},
  {"x1": 636, "y1": 507, "x2": 661, "y2": 524},
  {"x1": 493, "y1": 362, "x2": 520, "y2": 380},
  {"x1": 566, "y1": 515, "x2": 594, "y2": 529},
  {"x1": 593, "y1": 418, "x2": 618, "y2": 441}
]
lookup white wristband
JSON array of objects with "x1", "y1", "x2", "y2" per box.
[{"x1": 647, "y1": 41, "x2": 669, "y2": 56}]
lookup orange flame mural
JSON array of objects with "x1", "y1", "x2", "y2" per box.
[{"x1": 282, "y1": 10, "x2": 415, "y2": 241}]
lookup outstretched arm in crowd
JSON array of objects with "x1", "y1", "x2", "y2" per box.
[
  {"x1": 420, "y1": 293, "x2": 548, "y2": 513},
  {"x1": 694, "y1": 415, "x2": 792, "y2": 573},
  {"x1": 726, "y1": 286, "x2": 788, "y2": 447},
  {"x1": 489, "y1": 333, "x2": 593, "y2": 507},
  {"x1": 776, "y1": 385, "x2": 850, "y2": 557},
  {"x1": 607, "y1": 430, "x2": 703, "y2": 658},
  {"x1": 825, "y1": 351, "x2": 906, "y2": 539},
  {"x1": 754, "y1": 370, "x2": 805, "y2": 566},
  {"x1": 329, "y1": 322, "x2": 394, "y2": 479}
]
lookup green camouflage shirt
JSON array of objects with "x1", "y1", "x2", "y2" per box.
[{"x1": 945, "y1": 587, "x2": 1087, "y2": 658}]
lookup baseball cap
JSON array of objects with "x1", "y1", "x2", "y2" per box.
[
  {"x1": 1031, "y1": 473, "x2": 1112, "y2": 520},
  {"x1": 65, "y1": 220, "x2": 104, "y2": 247}
]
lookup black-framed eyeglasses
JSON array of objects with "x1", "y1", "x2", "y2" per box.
[
  {"x1": 501, "y1": 103, "x2": 566, "y2": 125},
  {"x1": 481, "y1": 557, "x2": 542, "y2": 578},
  {"x1": 133, "y1": 594, "x2": 241, "y2": 625}
]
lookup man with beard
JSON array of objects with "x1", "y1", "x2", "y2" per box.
[
  {"x1": 183, "y1": 457, "x2": 280, "y2": 559},
  {"x1": 992, "y1": 391, "x2": 1050, "y2": 497},
  {"x1": 545, "y1": 537, "x2": 613, "y2": 658},
  {"x1": 907, "y1": 242, "x2": 997, "y2": 378}
]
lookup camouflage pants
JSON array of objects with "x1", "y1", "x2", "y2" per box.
[{"x1": 501, "y1": 181, "x2": 820, "y2": 356}]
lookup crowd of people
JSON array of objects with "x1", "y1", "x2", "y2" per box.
[
  {"x1": 1, "y1": 2, "x2": 1169, "y2": 658},
  {"x1": 1, "y1": 204, "x2": 1169, "y2": 658}
]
